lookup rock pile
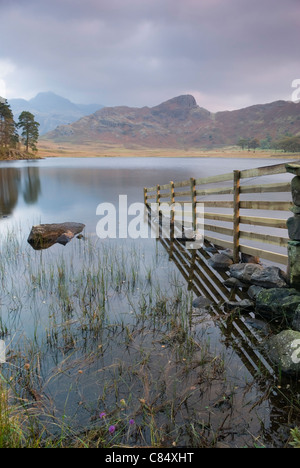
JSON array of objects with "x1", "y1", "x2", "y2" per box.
[
  {"x1": 287, "y1": 164, "x2": 300, "y2": 289},
  {"x1": 206, "y1": 243, "x2": 300, "y2": 374}
]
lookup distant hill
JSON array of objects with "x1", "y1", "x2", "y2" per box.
[
  {"x1": 9, "y1": 92, "x2": 103, "y2": 135},
  {"x1": 41, "y1": 95, "x2": 300, "y2": 149}
]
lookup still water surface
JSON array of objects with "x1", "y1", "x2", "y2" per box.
[{"x1": 0, "y1": 156, "x2": 298, "y2": 447}]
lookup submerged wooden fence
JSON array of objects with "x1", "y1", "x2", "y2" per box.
[{"x1": 144, "y1": 162, "x2": 294, "y2": 266}]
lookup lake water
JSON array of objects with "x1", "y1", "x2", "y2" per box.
[
  {"x1": 0, "y1": 156, "x2": 299, "y2": 448},
  {"x1": 0, "y1": 155, "x2": 293, "y2": 231}
]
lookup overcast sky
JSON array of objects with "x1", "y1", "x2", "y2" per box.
[{"x1": 0, "y1": 0, "x2": 299, "y2": 111}]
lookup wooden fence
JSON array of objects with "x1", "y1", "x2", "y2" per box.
[
  {"x1": 153, "y1": 233, "x2": 276, "y2": 378},
  {"x1": 144, "y1": 162, "x2": 294, "y2": 266}
]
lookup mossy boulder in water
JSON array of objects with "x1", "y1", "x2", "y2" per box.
[
  {"x1": 267, "y1": 330, "x2": 300, "y2": 375},
  {"x1": 287, "y1": 241, "x2": 300, "y2": 289},
  {"x1": 256, "y1": 288, "x2": 300, "y2": 321}
]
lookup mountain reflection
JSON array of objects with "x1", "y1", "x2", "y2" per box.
[{"x1": 0, "y1": 166, "x2": 41, "y2": 217}]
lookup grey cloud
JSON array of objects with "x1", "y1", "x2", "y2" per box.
[{"x1": 0, "y1": 0, "x2": 299, "y2": 110}]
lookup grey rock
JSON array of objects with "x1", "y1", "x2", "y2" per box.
[
  {"x1": 251, "y1": 266, "x2": 288, "y2": 289},
  {"x1": 286, "y1": 163, "x2": 300, "y2": 176},
  {"x1": 208, "y1": 253, "x2": 233, "y2": 270},
  {"x1": 248, "y1": 285, "x2": 265, "y2": 300},
  {"x1": 267, "y1": 330, "x2": 300, "y2": 375},
  {"x1": 292, "y1": 305, "x2": 300, "y2": 332},
  {"x1": 287, "y1": 241, "x2": 300, "y2": 289},
  {"x1": 224, "y1": 299, "x2": 254, "y2": 312},
  {"x1": 291, "y1": 176, "x2": 300, "y2": 207},
  {"x1": 245, "y1": 318, "x2": 272, "y2": 335},
  {"x1": 256, "y1": 288, "x2": 300, "y2": 320},
  {"x1": 192, "y1": 296, "x2": 213, "y2": 309},
  {"x1": 229, "y1": 263, "x2": 262, "y2": 282},
  {"x1": 290, "y1": 204, "x2": 300, "y2": 215},
  {"x1": 204, "y1": 246, "x2": 218, "y2": 254},
  {"x1": 219, "y1": 249, "x2": 234, "y2": 260},
  {"x1": 287, "y1": 216, "x2": 300, "y2": 241},
  {"x1": 223, "y1": 277, "x2": 247, "y2": 289},
  {"x1": 241, "y1": 253, "x2": 261, "y2": 264},
  {"x1": 229, "y1": 263, "x2": 287, "y2": 289}
]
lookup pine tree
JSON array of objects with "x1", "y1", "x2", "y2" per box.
[
  {"x1": 18, "y1": 111, "x2": 40, "y2": 153},
  {"x1": 0, "y1": 99, "x2": 18, "y2": 148}
]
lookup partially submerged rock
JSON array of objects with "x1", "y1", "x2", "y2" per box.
[
  {"x1": 224, "y1": 299, "x2": 254, "y2": 313},
  {"x1": 267, "y1": 330, "x2": 300, "y2": 375},
  {"x1": 192, "y1": 296, "x2": 213, "y2": 309},
  {"x1": 28, "y1": 222, "x2": 85, "y2": 250},
  {"x1": 223, "y1": 277, "x2": 247, "y2": 289},
  {"x1": 208, "y1": 253, "x2": 233, "y2": 270},
  {"x1": 241, "y1": 253, "x2": 261, "y2": 264},
  {"x1": 248, "y1": 285, "x2": 264, "y2": 300},
  {"x1": 229, "y1": 264, "x2": 288, "y2": 289},
  {"x1": 245, "y1": 318, "x2": 272, "y2": 336},
  {"x1": 256, "y1": 288, "x2": 300, "y2": 321},
  {"x1": 292, "y1": 306, "x2": 300, "y2": 332}
]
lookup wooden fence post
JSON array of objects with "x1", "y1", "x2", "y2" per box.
[
  {"x1": 156, "y1": 184, "x2": 161, "y2": 206},
  {"x1": 233, "y1": 170, "x2": 241, "y2": 263},
  {"x1": 170, "y1": 181, "x2": 175, "y2": 238},
  {"x1": 144, "y1": 188, "x2": 148, "y2": 206},
  {"x1": 190, "y1": 178, "x2": 197, "y2": 233}
]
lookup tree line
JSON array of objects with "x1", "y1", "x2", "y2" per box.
[
  {"x1": 0, "y1": 98, "x2": 40, "y2": 155},
  {"x1": 237, "y1": 135, "x2": 300, "y2": 153}
]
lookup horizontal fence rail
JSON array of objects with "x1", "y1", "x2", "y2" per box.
[{"x1": 144, "y1": 162, "x2": 296, "y2": 266}]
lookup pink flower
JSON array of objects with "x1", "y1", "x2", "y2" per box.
[
  {"x1": 129, "y1": 419, "x2": 135, "y2": 425},
  {"x1": 99, "y1": 412, "x2": 106, "y2": 419},
  {"x1": 109, "y1": 425, "x2": 116, "y2": 434}
]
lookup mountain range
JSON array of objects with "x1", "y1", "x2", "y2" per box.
[
  {"x1": 41, "y1": 95, "x2": 300, "y2": 149},
  {"x1": 9, "y1": 92, "x2": 103, "y2": 135}
]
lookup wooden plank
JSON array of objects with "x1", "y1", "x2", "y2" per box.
[
  {"x1": 239, "y1": 215, "x2": 287, "y2": 229},
  {"x1": 195, "y1": 172, "x2": 233, "y2": 185},
  {"x1": 174, "y1": 190, "x2": 191, "y2": 198},
  {"x1": 204, "y1": 212, "x2": 233, "y2": 223},
  {"x1": 158, "y1": 192, "x2": 172, "y2": 199},
  {"x1": 239, "y1": 201, "x2": 292, "y2": 211},
  {"x1": 205, "y1": 224, "x2": 234, "y2": 237},
  {"x1": 202, "y1": 201, "x2": 234, "y2": 208},
  {"x1": 240, "y1": 182, "x2": 291, "y2": 194},
  {"x1": 174, "y1": 210, "x2": 193, "y2": 216},
  {"x1": 173, "y1": 180, "x2": 191, "y2": 189},
  {"x1": 170, "y1": 181, "x2": 175, "y2": 205},
  {"x1": 239, "y1": 231, "x2": 289, "y2": 247},
  {"x1": 147, "y1": 193, "x2": 158, "y2": 200},
  {"x1": 190, "y1": 178, "x2": 197, "y2": 232},
  {"x1": 233, "y1": 170, "x2": 241, "y2": 263},
  {"x1": 204, "y1": 235, "x2": 234, "y2": 250},
  {"x1": 156, "y1": 185, "x2": 161, "y2": 205},
  {"x1": 240, "y1": 163, "x2": 289, "y2": 179},
  {"x1": 160, "y1": 182, "x2": 172, "y2": 190},
  {"x1": 239, "y1": 244, "x2": 288, "y2": 265},
  {"x1": 146, "y1": 185, "x2": 158, "y2": 193},
  {"x1": 196, "y1": 186, "x2": 234, "y2": 197},
  {"x1": 170, "y1": 181, "x2": 175, "y2": 227}
]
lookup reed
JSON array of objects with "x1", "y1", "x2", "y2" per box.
[{"x1": 0, "y1": 226, "x2": 299, "y2": 448}]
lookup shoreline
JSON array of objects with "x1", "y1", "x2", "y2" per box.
[
  {"x1": 1, "y1": 142, "x2": 300, "y2": 161},
  {"x1": 36, "y1": 142, "x2": 300, "y2": 160}
]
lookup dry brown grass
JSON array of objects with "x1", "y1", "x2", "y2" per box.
[{"x1": 38, "y1": 140, "x2": 300, "y2": 160}]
